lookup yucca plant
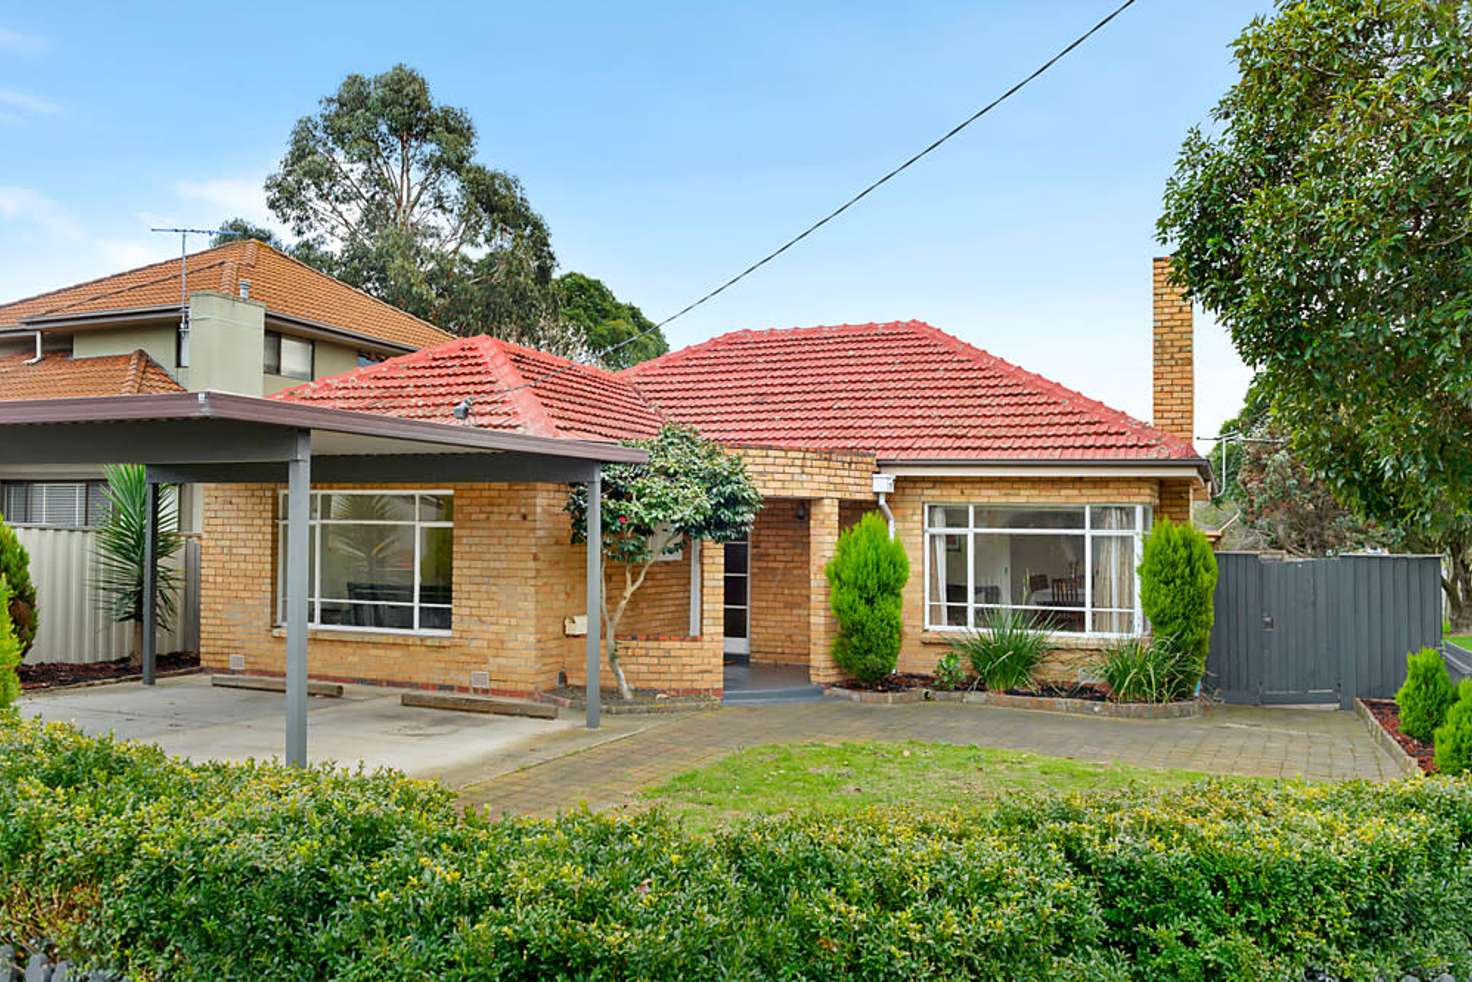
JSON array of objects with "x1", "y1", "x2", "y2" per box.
[
  {"x1": 950, "y1": 608, "x2": 1049, "y2": 692},
  {"x1": 1098, "y1": 636, "x2": 1197, "y2": 704},
  {"x1": 93, "y1": 465, "x2": 183, "y2": 668}
]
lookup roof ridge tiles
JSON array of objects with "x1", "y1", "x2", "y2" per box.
[
  {"x1": 481, "y1": 338, "x2": 561, "y2": 438},
  {"x1": 0, "y1": 240, "x2": 245, "y2": 319}
]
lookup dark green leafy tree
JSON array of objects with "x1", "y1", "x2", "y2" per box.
[
  {"x1": 554, "y1": 272, "x2": 668, "y2": 368},
  {"x1": 210, "y1": 218, "x2": 285, "y2": 249},
  {"x1": 1395, "y1": 647, "x2": 1456, "y2": 744},
  {"x1": 1214, "y1": 384, "x2": 1400, "y2": 556},
  {"x1": 0, "y1": 513, "x2": 36, "y2": 658},
  {"x1": 93, "y1": 466, "x2": 182, "y2": 668},
  {"x1": 567, "y1": 425, "x2": 761, "y2": 699},
  {"x1": 264, "y1": 65, "x2": 563, "y2": 349},
  {"x1": 1159, "y1": 0, "x2": 1472, "y2": 627},
  {"x1": 1138, "y1": 519, "x2": 1216, "y2": 686},
  {"x1": 825, "y1": 512, "x2": 909, "y2": 685}
]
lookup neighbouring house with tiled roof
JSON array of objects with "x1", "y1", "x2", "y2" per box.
[
  {"x1": 0, "y1": 239, "x2": 453, "y2": 525},
  {"x1": 177, "y1": 256, "x2": 1208, "y2": 698},
  {"x1": 0, "y1": 240, "x2": 453, "y2": 662}
]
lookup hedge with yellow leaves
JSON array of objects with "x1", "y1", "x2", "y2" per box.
[{"x1": 2, "y1": 717, "x2": 1471, "y2": 980}]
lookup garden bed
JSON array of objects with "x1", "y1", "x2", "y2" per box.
[
  {"x1": 18, "y1": 651, "x2": 200, "y2": 691},
  {"x1": 1356, "y1": 697, "x2": 1433, "y2": 776},
  {"x1": 825, "y1": 674, "x2": 1202, "y2": 717}
]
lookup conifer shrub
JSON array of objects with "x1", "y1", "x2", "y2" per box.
[
  {"x1": 1433, "y1": 678, "x2": 1472, "y2": 776},
  {"x1": 0, "y1": 575, "x2": 19, "y2": 710},
  {"x1": 0, "y1": 514, "x2": 36, "y2": 658},
  {"x1": 825, "y1": 512, "x2": 909, "y2": 685},
  {"x1": 1138, "y1": 519, "x2": 1217, "y2": 685},
  {"x1": 1396, "y1": 647, "x2": 1457, "y2": 743}
]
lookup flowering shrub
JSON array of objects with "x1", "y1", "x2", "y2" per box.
[{"x1": 2, "y1": 718, "x2": 1471, "y2": 980}]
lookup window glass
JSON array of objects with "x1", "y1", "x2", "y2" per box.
[
  {"x1": 926, "y1": 505, "x2": 969, "y2": 529},
  {"x1": 1090, "y1": 506, "x2": 1137, "y2": 531},
  {"x1": 973, "y1": 506, "x2": 1084, "y2": 529},
  {"x1": 925, "y1": 501, "x2": 1142, "y2": 636},
  {"x1": 319, "y1": 493, "x2": 415, "y2": 523},
  {"x1": 418, "y1": 494, "x2": 453, "y2": 522},
  {"x1": 280, "y1": 335, "x2": 313, "y2": 380},
  {"x1": 276, "y1": 490, "x2": 453, "y2": 633},
  {"x1": 263, "y1": 332, "x2": 280, "y2": 375}
]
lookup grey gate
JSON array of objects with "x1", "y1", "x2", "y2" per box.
[{"x1": 1207, "y1": 552, "x2": 1442, "y2": 708}]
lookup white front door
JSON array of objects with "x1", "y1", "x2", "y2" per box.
[{"x1": 723, "y1": 540, "x2": 750, "y2": 657}]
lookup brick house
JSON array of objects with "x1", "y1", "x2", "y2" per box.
[{"x1": 194, "y1": 255, "x2": 1208, "y2": 697}]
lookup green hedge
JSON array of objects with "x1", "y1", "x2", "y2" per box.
[{"x1": 3, "y1": 718, "x2": 1472, "y2": 980}]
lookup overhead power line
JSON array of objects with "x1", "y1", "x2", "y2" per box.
[{"x1": 454, "y1": 0, "x2": 1139, "y2": 420}]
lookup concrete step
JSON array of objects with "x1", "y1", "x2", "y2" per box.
[
  {"x1": 722, "y1": 685, "x2": 826, "y2": 705},
  {"x1": 401, "y1": 691, "x2": 558, "y2": 719},
  {"x1": 211, "y1": 674, "x2": 342, "y2": 698}
]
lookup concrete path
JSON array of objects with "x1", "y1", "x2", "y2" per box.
[
  {"x1": 459, "y1": 700, "x2": 1403, "y2": 817},
  {"x1": 17, "y1": 674, "x2": 653, "y2": 783}
]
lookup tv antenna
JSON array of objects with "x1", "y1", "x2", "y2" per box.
[{"x1": 150, "y1": 226, "x2": 227, "y2": 367}]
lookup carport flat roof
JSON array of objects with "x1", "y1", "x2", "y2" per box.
[{"x1": 0, "y1": 389, "x2": 649, "y2": 467}]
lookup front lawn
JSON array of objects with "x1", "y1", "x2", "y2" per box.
[{"x1": 642, "y1": 740, "x2": 1244, "y2": 832}]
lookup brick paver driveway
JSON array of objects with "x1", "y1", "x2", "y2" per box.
[{"x1": 459, "y1": 700, "x2": 1402, "y2": 817}]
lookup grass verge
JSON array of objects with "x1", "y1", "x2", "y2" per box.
[{"x1": 641, "y1": 739, "x2": 1251, "y2": 832}]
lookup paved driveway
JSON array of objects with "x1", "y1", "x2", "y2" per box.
[
  {"x1": 17, "y1": 674, "x2": 638, "y2": 784},
  {"x1": 462, "y1": 700, "x2": 1404, "y2": 817}
]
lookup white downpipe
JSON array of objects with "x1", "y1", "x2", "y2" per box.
[
  {"x1": 23, "y1": 331, "x2": 42, "y2": 365},
  {"x1": 877, "y1": 492, "x2": 895, "y2": 539}
]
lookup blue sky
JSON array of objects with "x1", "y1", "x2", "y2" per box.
[{"x1": 0, "y1": 1, "x2": 1266, "y2": 440}]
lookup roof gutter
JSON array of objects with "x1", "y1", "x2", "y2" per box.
[{"x1": 878, "y1": 456, "x2": 1213, "y2": 484}]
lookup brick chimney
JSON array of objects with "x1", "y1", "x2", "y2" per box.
[{"x1": 1151, "y1": 256, "x2": 1194, "y2": 447}]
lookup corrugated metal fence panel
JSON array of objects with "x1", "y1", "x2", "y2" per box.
[
  {"x1": 14, "y1": 526, "x2": 199, "y2": 665},
  {"x1": 1208, "y1": 552, "x2": 1442, "y2": 705}
]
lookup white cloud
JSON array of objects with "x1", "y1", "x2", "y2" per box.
[
  {"x1": 0, "y1": 27, "x2": 47, "y2": 55},
  {"x1": 0, "y1": 186, "x2": 85, "y2": 241},
  {"x1": 0, "y1": 88, "x2": 62, "y2": 125},
  {"x1": 174, "y1": 176, "x2": 278, "y2": 229}
]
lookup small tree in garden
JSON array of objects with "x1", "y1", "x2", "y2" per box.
[
  {"x1": 93, "y1": 465, "x2": 183, "y2": 669},
  {"x1": 0, "y1": 575, "x2": 21, "y2": 710},
  {"x1": 1433, "y1": 679, "x2": 1472, "y2": 776},
  {"x1": 1138, "y1": 519, "x2": 1217, "y2": 686},
  {"x1": 825, "y1": 512, "x2": 909, "y2": 685},
  {"x1": 567, "y1": 425, "x2": 761, "y2": 700},
  {"x1": 1396, "y1": 647, "x2": 1456, "y2": 744},
  {"x1": 0, "y1": 513, "x2": 37, "y2": 659}
]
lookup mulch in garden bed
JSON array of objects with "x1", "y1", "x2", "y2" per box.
[
  {"x1": 19, "y1": 651, "x2": 200, "y2": 691},
  {"x1": 1361, "y1": 697, "x2": 1436, "y2": 774},
  {"x1": 839, "y1": 674, "x2": 1112, "y2": 703}
]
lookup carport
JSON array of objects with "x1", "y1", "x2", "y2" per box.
[{"x1": 0, "y1": 390, "x2": 646, "y2": 764}]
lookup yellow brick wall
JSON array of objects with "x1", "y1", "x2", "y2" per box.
[
  {"x1": 606, "y1": 548, "x2": 693, "y2": 638},
  {"x1": 733, "y1": 446, "x2": 875, "y2": 500},
  {"x1": 1152, "y1": 256, "x2": 1194, "y2": 446},
  {"x1": 748, "y1": 498, "x2": 809, "y2": 665}
]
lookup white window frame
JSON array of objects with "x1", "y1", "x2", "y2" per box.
[
  {"x1": 275, "y1": 489, "x2": 454, "y2": 637},
  {"x1": 922, "y1": 503, "x2": 1151, "y2": 638}
]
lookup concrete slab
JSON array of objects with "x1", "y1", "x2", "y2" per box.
[{"x1": 18, "y1": 674, "x2": 586, "y2": 782}]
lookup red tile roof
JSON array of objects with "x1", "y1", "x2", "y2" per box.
[
  {"x1": 0, "y1": 349, "x2": 183, "y2": 401},
  {"x1": 0, "y1": 240, "x2": 453, "y2": 351},
  {"x1": 623, "y1": 321, "x2": 1201, "y2": 461},
  {"x1": 271, "y1": 334, "x2": 663, "y2": 442}
]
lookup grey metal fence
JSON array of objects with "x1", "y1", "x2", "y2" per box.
[{"x1": 1207, "y1": 552, "x2": 1442, "y2": 708}]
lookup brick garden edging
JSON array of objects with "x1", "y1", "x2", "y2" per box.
[
  {"x1": 1354, "y1": 697, "x2": 1423, "y2": 779},
  {"x1": 536, "y1": 690, "x2": 721, "y2": 715},
  {"x1": 823, "y1": 686, "x2": 1203, "y2": 718}
]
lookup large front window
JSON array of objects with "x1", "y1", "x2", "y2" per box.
[
  {"x1": 276, "y1": 490, "x2": 453, "y2": 634},
  {"x1": 924, "y1": 504, "x2": 1148, "y2": 635}
]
